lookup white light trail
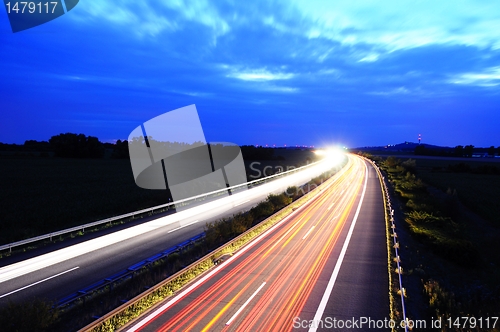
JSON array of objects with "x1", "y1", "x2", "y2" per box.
[
  {"x1": 0, "y1": 267, "x2": 79, "y2": 298},
  {"x1": 0, "y1": 157, "x2": 343, "y2": 284}
]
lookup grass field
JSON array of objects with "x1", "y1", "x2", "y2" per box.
[
  {"x1": 0, "y1": 158, "x2": 170, "y2": 244},
  {"x1": 418, "y1": 171, "x2": 500, "y2": 225},
  {"x1": 403, "y1": 157, "x2": 500, "y2": 225},
  {"x1": 368, "y1": 153, "x2": 500, "y2": 328}
]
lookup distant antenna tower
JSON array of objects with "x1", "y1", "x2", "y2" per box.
[{"x1": 418, "y1": 133, "x2": 422, "y2": 144}]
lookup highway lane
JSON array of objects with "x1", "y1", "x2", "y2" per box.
[
  {"x1": 0, "y1": 157, "x2": 340, "y2": 307},
  {"x1": 301, "y1": 160, "x2": 389, "y2": 331},
  {"x1": 123, "y1": 155, "x2": 388, "y2": 332}
]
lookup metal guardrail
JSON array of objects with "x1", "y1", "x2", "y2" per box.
[
  {"x1": 0, "y1": 159, "x2": 324, "y2": 253},
  {"x1": 78, "y1": 156, "x2": 342, "y2": 332},
  {"x1": 57, "y1": 233, "x2": 205, "y2": 310},
  {"x1": 367, "y1": 159, "x2": 409, "y2": 332}
]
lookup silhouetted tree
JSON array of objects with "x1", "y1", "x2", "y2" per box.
[
  {"x1": 454, "y1": 145, "x2": 464, "y2": 157},
  {"x1": 23, "y1": 140, "x2": 51, "y2": 152},
  {"x1": 111, "y1": 139, "x2": 130, "y2": 159},
  {"x1": 49, "y1": 133, "x2": 104, "y2": 158},
  {"x1": 240, "y1": 145, "x2": 275, "y2": 160},
  {"x1": 488, "y1": 146, "x2": 496, "y2": 156},
  {"x1": 464, "y1": 145, "x2": 474, "y2": 158}
]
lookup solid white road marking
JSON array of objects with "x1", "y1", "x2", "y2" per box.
[
  {"x1": 0, "y1": 267, "x2": 79, "y2": 299},
  {"x1": 308, "y1": 160, "x2": 368, "y2": 332},
  {"x1": 302, "y1": 226, "x2": 316, "y2": 240},
  {"x1": 225, "y1": 282, "x2": 267, "y2": 326},
  {"x1": 167, "y1": 220, "x2": 199, "y2": 233},
  {"x1": 125, "y1": 169, "x2": 337, "y2": 332}
]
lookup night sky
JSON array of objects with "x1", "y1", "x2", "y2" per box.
[{"x1": 1, "y1": 1, "x2": 499, "y2": 148}]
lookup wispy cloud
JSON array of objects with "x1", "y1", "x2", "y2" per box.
[
  {"x1": 369, "y1": 87, "x2": 411, "y2": 96},
  {"x1": 2, "y1": 0, "x2": 500, "y2": 146},
  {"x1": 368, "y1": 86, "x2": 434, "y2": 97},
  {"x1": 227, "y1": 68, "x2": 295, "y2": 81},
  {"x1": 449, "y1": 66, "x2": 500, "y2": 87},
  {"x1": 264, "y1": 85, "x2": 299, "y2": 93},
  {"x1": 72, "y1": 0, "x2": 229, "y2": 38},
  {"x1": 358, "y1": 53, "x2": 380, "y2": 62},
  {"x1": 290, "y1": 0, "x2": 500, "y2": 53}
]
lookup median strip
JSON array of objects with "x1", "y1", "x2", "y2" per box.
[{"x1": 79, "y1": 160, "x2": 348, "y2": 332}]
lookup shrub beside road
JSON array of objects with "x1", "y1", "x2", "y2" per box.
[{"x1": 361, "y1": 153, "x2": 500, "y2": 331}]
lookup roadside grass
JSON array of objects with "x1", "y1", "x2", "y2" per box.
[
  {"x1": 82, "y1": 164, "x2": 344, "y2": 332},
  {"x1": 379, "y1": 159, "x2": 476, "y2": 266},
  {"x1": 417, "y1": 171, "x2": 500, "y2": 225},
  {"x1": 362, "y1": 153, "x2": 500, "y2": 331}
]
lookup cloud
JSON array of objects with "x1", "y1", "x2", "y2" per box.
[
  {"x1": 358, "y1": 53, "x2": 380, "y2": 62},
  {"x1": 369, "y1": 86, "x2": 411, "y2": 96},
  {"x1": 264, "y1": 85, "x2": 299, "y2": 93},
  {"x1": 72, "y1": 0, "x2": 229, "y2": 38},
  {"x1": 2, "y1": 0, "x2": 500, "y2": 147},
  {"x1": 289, "y1": 0, "x2": 500, "y2": 53},
  {"x1": 368, "y1": 86, "x2": 435, "y2": 97},
  {"x1": 449, "y1": 66, "x2": 500, "y2": 87},
  {"x1": 227, "y1": 68, "x2": 294, "y2": 81}
]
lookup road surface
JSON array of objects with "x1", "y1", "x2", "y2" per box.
[
  {"x1": 0, "y1": 158, "x2": 338, "y2": 308},
  {"x1": 123, "y1": 155, "x2": 389, "y2": 332}
]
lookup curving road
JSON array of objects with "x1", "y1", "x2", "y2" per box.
[
  {"x1": 0, "y1": 158, "x2": 339, "y2": 308},
  {"x1": 123, "y1": 155, "x2": 389, "y2": 332}
]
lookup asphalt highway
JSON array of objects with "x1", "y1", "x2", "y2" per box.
[
  {"x1": 123, "y1": 155, "x2": 389, "y2": 332},
  {"x1": 0, "y1": 157, "x2": 338, "y2": 308}
]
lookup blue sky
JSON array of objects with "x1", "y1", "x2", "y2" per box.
[{"x1": 1, "y1": 0, "x2": 499, "y2": 148}]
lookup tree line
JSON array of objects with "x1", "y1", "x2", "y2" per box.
[
  {"x1": 415, "y1": 144, "x2": 500, "y2": 157},
  {"x1": 0, "y1": 134, "x2": 284, "y2": 159}
]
